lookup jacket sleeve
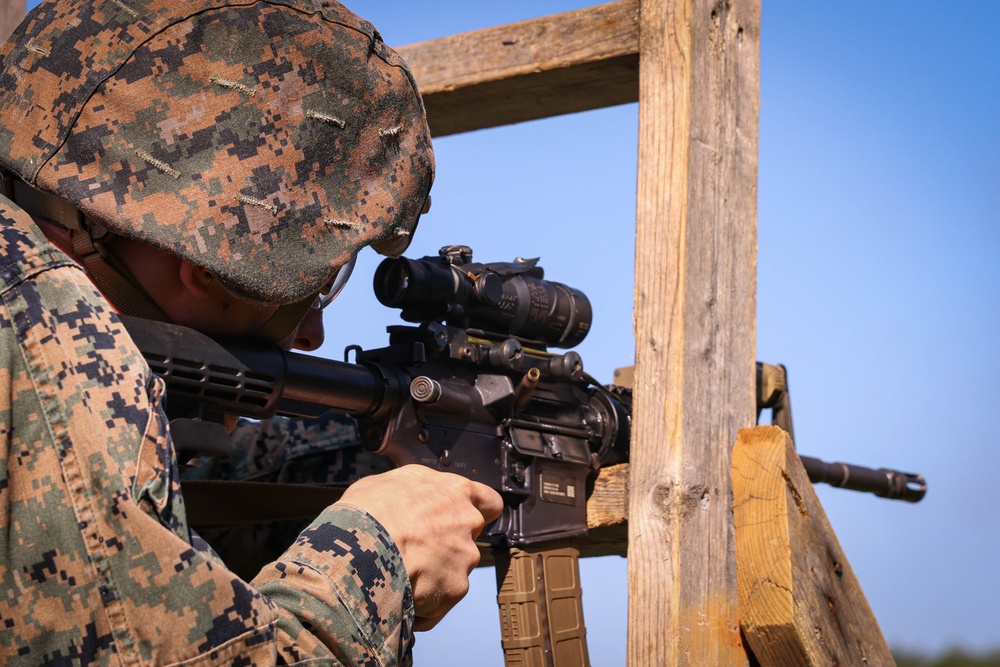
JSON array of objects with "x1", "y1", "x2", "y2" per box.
[
  {"x1": 182, "y1": 410, "x2": 392, "y2": 580},
  {"x1": 252, "y1": 504, "x2": 414, "y2": 666},
  {"x1": 0, "y1": 212, "x2": 414, "y2": 666},
  {"x1": 198, "y1": 413, "x2": 391, "y2": 486}
]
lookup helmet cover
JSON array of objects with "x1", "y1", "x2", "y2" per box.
[{"x1": 0, "y1": 0, "x2": 435, "y2": 305}]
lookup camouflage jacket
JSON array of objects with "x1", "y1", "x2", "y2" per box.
[
  {"x1": 185, "y1": 414, "x2": 391, "y2": 582},
  {"x1": 0, "y1": 197, "x2": 414, "y2": 666}
]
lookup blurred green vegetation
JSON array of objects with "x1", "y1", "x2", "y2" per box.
[{"x1": 893, "y1": 649, "x2": 1000, "y2": 667}]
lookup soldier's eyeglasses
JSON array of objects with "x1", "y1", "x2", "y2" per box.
[{"x1": 313, "y1": 255, "x2": 357, "y2": 310}]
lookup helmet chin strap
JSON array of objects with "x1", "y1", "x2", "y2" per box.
[
  {"x1": 6, "y1": 173, "x2": 168, "y2": 323},
  {"x1": 70, "y1": 222, "x2": 174, "y2": 324},
  {"x1": 6, "y1": 172, "x2": 316, "y2": 344}
]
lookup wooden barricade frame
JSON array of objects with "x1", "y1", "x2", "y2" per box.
[
  {"x1": 400, "y1": 2, "x2": 890, "y2": 665},
  {"x1": 399, "y1": 1, "x2": 759, "y2": 663},
  {"x1": 0, "y1": 2, "x2": 894, "y2": 665}
]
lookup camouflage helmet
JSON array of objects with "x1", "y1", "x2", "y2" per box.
[{"x1": 0, "y1": 0, "x2": 434, "y2": 307}]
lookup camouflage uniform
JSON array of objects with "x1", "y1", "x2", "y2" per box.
[
  {"x1": 0, "y1": 0, "x2": 435, "y2": 664},
  {"x1": 186, "y1": 414, "x2": 392, "y2": 582},
  {"x1": 0, "y1": 199, "x2": 414, "y2": 665},
  {"x1": 215, "y1": 415, "x2": 386, "y2": 488}
]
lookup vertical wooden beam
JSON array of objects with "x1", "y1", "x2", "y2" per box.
[
  {"x1": 1, "y1": 0, "x2": 26, "y2": 42},
  {"x1": 628, "y1": 0, "x2": 759, "y2": 663}
]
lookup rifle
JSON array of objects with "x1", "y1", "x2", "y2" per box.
[
  {"x1": 121, "y1": 244, "x2": 926, "y2": 667},
  {"x1": 756, "y1": 362, "x2": 926, "y2": 502}
]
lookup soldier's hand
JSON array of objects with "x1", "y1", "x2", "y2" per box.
[{"x1": 340, "y1": 465, "x2": 504, "y2": 631}]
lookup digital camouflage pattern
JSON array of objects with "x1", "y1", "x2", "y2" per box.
[
  {"x1": 187, "y1": 414, "x2": 392, "y2": 581},
  {"x1": 0, "y1": 197, "x2": 415, "y2": 664},
  {"x1": 0, "y1": 0, "x2": 434, "y2": 305},
  {"x1": 221, "y1": 414, "x2": 383, "y2": 487}
]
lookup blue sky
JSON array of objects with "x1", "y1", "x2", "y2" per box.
[
  {"x1": 21, "y1": 0, "x2": 1000, "y2": 662},
  {"x1": 339, "y1": 2, "x2": 1000, "y2": 661}
]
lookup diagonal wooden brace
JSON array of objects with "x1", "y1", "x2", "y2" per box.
[{"x1": 732, "y1": 426, "x2": 895, "y2": 666}]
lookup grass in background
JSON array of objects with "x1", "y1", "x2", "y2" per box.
[{"x1": 894, "y1": 649, "x2": 1000, "y2": 667}]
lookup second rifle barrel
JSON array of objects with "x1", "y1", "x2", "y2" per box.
[{"x1": 800, "y1": 455, "x2": 926, "y2": 503}]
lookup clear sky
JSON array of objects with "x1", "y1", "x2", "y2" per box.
[{"x1": 21, "y1": 0, "x2": 1000, "y2": 663}]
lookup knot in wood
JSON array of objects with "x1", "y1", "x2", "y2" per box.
[{"x1": 649, "y1": 481, "x2": 713, "y2": 521}]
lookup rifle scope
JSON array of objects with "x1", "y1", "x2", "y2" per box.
[{"x1": 374, "y1": 246, "x2": 593, "y2": 349}]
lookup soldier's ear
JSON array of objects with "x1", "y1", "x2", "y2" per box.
[{"x1": 177, "y1": 260, "x2": 214, "y2": 301}]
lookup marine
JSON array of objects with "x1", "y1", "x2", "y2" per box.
[{"x1": 0, "y1": 1, "x2": 502, "y2": 663}]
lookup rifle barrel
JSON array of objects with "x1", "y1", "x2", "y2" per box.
[{"x1": 799, "y1": 455, "x2": 927, "y2": 503}]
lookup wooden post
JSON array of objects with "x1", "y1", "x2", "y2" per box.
[
  {"x1": 628, "y1": 0, "x2": 759, "y2": 664},
  {"x1": 1, "y1": 0, "x2": 26, "y2": 42}
]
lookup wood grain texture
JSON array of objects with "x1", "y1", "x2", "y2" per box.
[
  {"x1": 396, "y1": 1, "x2": 640, "y2": 137},
  {"x1": 627, "y1": 0, "x2": 760, "y2": 664},
  {"x1": 586, "y1": 462, "x2": 628, "y2": 530},
  {"x1": 732, "y1": 426, "x2": 895, "y2": 666},
  {"x1": 1, "y1": 0, "x2": 25, "y2": 42}
]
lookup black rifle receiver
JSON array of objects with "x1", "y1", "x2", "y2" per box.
[
  {"x1": 125, "y1": 245, "x2": 630, "y2": 667},
  {"x1": 125, "y1": 245, "x2": 630, "y2": 547}
]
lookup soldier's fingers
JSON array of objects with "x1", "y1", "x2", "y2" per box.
[{"x1": 466, "y1": 480, "x2": 503, "y2": 523}]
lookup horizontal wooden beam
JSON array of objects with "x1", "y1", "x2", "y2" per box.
[{"x1": 396, "y1": 0, "x2": 640, "y2": 137}]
